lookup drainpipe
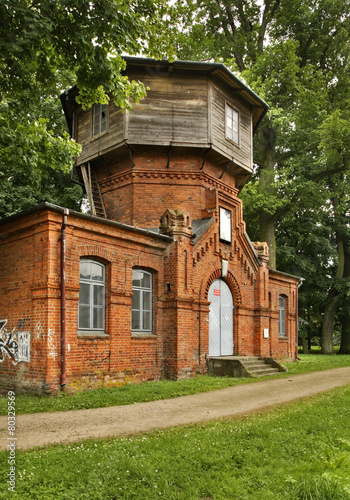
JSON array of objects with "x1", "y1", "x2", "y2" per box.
[
  {"x1": 295, "y1": 278, "x2": 304, "y2": 360},
  {"x1": 61, "y1": 208, "x2": 69, "y2": 386}
]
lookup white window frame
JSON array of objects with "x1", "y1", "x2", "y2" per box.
[
  {"x1": 225, "y1": 102, "x2": 239, "y2": 145},
  {"x1": 132, "y1": 270, "x2": 152, "y2": 334},
  {"x1": 78, "y1": 260, "x2": 105, "y2": 332},
  {"x1": 92, "y1": 103, "x2": 107, "y2": 137},
  {"x1": 279, "y1": 295, "x2": 286, "y2": 337},
  {"x1": 219, "y1": 207, "x2": 232, "y2": 244}
]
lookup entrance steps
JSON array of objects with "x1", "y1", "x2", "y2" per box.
[{"x1": 207, "y1": 356, "x2": 287, "y2": 378}]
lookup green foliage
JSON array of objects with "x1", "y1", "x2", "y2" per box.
[
  {"x1": 167, "y1": 0, "x2": 350, "y2": 346},
  {"x1": 318, "y1": 109, "x2": 350, "y2": 170},
  {"x1": 1, "y1": 386, "x2": 349, "y2": 499},
  {"x1": 0, "y1": 0, "x2": 171, "y2": 106},
  {"x1": 0, "y1": 0, "x2": 172, "y2": 218},
  {"x1": 0, "y1": 99, "x2": 82, "y2": 217}
]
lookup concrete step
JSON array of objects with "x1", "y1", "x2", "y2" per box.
[
  {"x1": 208, "y1": 356, "x2": 287, "y2": 378},
  {"x1": 248, "y1": 368, "x2": 281, "y2": 377},
  {"x1": 240, "y1": 359, "x2": 282, "y2": 377},
  {"x1": 242, "y1": 362, "x2": 268, "y2": 369}
]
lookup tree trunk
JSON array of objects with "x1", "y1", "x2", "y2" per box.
[
  {"x1": 321, "y1": 185, "x2": 345, "y2": 354},
  {"x1": 302, "y1": 336, "x2": 309, "y2": 354},
  {"x1": 257, "y1": 124, "x2": 277, "y2": 269},
  {"x1": 321, "y1": 290, "x2": 341, "y2": 354},
  {"x1": 339, "y1": 238, "x2": 350, "y2": 354},
  {"x1": 259, "y1": 212, "x2": 277, "y2": 269},
  {"x1": 339, "y1": 299, "x2": 350, "y2": 354}
]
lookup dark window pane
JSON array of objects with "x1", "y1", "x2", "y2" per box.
[
  {"x1": 93, "y1": 307, "x2": 104, "y2": 330},
  {"x1": 79, "y1": 305, "x2": 90, "y2": 329},
  {"x1": 80, "y1": 262, "x2": 91, "y2": 280},
  {"x1": 143, "y1": 311, "x2": 151, "y2": 330},
  {"x1": 91, "y1": 262, "x2": 104, "y2": 281},
  {"x1": 143, "y1": 291, "x2": 151, "y2": 311},
  {"x1": 132, "y1": 290, "x2": 140, "y2": 310},
  {"x1": 93, "y1": 285, "x2": 104, "y2": 306},
  {"x1": 79, "y1": 283, "x2": 90, "y2": 305},
  {"x1": 93, "y1": 104, "x2": 100, "y2": 136},
  {"x1": 141, "y1": 272, "x2": 151, "y2": 289},
  {"x1": 101, "y1": 104, "x2": 107, "y2": 132},
  {"x1": 132, "y1": 270, "x2": 142, "y2": 288},
  {"x1": 132, "y1": 311, "x2": 140, "y2": 330}
]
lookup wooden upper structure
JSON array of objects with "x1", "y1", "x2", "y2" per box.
[{"x1": 61, "y1": 57, "x2": 268, "y2": 190}]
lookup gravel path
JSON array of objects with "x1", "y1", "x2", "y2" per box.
[{"x1": 1, "y1": 367, "x2": 350, "y2": 451}]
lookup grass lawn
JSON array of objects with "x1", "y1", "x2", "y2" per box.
[
  {"x1": 0, "y1": 353, "x2": 350, "y2": 415},
  {"x1": 0, "y1": 386, "x2": 349, "y2": 499}
]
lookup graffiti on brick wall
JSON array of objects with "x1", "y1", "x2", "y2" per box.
[
  {"x1": 34, "y1": 322, "x2": 44, "y2": 340},
  {"x1": 0, "y1": 319, "x2": 31, "y2": 363},
  {"x1": 48, "y1": 328, "x2": 58, "y2": 360},
  {"x1": 81, "y1": 339, "x2": 110, "y2": 370},
  {"x1": 0, "y1": 320, "x2": 18, "y2": 363}
]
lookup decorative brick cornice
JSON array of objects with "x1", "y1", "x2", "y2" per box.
[{"x1": 99, "y1": 169, "x2": 238, "y2": 197}]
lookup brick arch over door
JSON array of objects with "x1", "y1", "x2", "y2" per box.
[{"x1": 203, "y1": 269, "x2": 242, "y2": 305}]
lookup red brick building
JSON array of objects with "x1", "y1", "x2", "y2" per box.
[{"x1": 0, "y1": 58, "x2": 300, "y2": 393}]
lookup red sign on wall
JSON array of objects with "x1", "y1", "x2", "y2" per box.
[{"x1": 214, "y1": 289, "x2": 220, "y2": 296}]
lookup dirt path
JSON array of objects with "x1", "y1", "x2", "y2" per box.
[{"x1": 1, "y1": 367, "x2": 350, "y2": 451}]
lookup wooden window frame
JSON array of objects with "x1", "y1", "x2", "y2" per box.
[
  {"x1": 92, "y1": 103, "x2": 108, "y2": 138},
  {"x1": 225, "y1": 102, "x2": 239, "y2": 145}
]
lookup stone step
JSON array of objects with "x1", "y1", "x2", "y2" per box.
[
  {"x1": 207, "y1": 356, "x2": 287, "y2": 378},
  {"x1": 240, "y1": 359, "x2": 282, "y2": 377},
  {"x1": 248, "y1": 368, "x2": 281, "y2": 377},
  {"x1": 242, "y1": 362, "x2": 268, "y2": 369}
]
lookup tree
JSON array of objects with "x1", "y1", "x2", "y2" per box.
[
  {"x1": 0, "y1": 0, "x2": 171, "y2": 218},
  {"x1": 316, "y1": 111, "x2": 350, "y2": 353},
  {"x1": 166, "y1": 0, "x2": 350, "y2": 350}
]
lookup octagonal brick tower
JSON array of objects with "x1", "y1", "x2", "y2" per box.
[{"x1": 61, "y1": 57, "x2": 268, "y2": 229}]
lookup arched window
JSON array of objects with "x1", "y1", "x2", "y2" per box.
[
  {"x1": 279, "y1": 295, "x2": 286, "y2": 337},
  {"x1": 78, "y1": 260, "x2": 105, "y2": 331},
  {"x1": 132, "y1": 270, "x2": 152, "y2": 333}
]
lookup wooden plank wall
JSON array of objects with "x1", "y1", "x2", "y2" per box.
[
  {"x1": 211, "y1": 77, "x2": 252, "y2": 172},
  {"x1": 126, "y1": 67, "x2": 209, "y2": 146},
  {"x1": 74, "y1": 66, "x2": 253, "y2": 173},
  {"x1": 76, "y1": 100, "x2": 125, "y2": 163}
]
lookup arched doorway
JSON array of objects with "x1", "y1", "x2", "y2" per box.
[{"x1": 208, "y1": 279, "x2": 234, "y2": 356}]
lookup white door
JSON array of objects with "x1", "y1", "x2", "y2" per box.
[{"x1": 208, "y1": 279, "x2": 234, "y2": 356}]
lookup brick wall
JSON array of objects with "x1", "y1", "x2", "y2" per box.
[
  {"x1": 0, "y1": 156, "x2": 299, "y2": 393},
  {"x1": 97, "y1": 147, "x2": 237, "y2": 228}
]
